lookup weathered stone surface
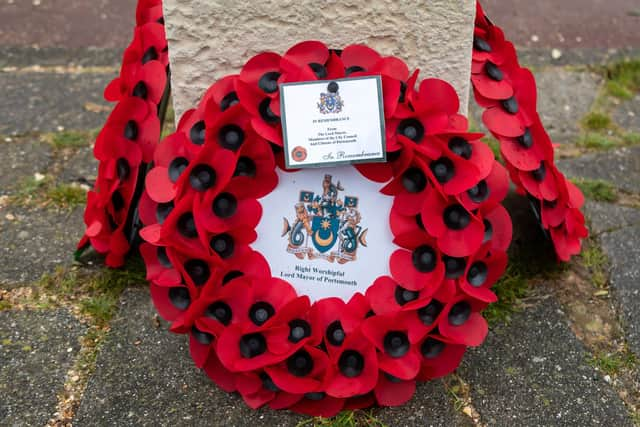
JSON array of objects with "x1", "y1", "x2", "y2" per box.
[
  {"x1": 74, "y1": 288, "x2": 306, "y2": 426},
  {"x1": 163, "y1": 0, "x2": 475, "y2": 118},
  {"x1": 557, "y1": 146, "x2": 640, "y2": 194},
  {"x1": 58, "y1": 146, "x2": 98, "y2": 186},
  {"x1": 600, "y1": 226, "x2": 640, "y2": 356},
  {"x1": 584, "y1": 200, "x2": 640, "y2": 235},
  {"x1": 460, "y1": 297, "x2": 632, "y2": 426},
  {"x1": 0, "y1": 139, "x2": 53, "y2": 195},
  {"x1": 0, "y1": 309, "x2": 85, "y2": 426},
  {"x1": 613, "y1": 93, "x2": 640, "y2": 133},
  {"x1": 0, "y1": 72, "x2": 115, "y2": 135},
  {"x1": 375, "y1": 381, "x2": 472, "y2": 427},
  {"x1": 0, "y1": 207, "x2": 83, "y2": 286},
  {"x1": 535, "y1": 69, "x2": 603, "y2": 143}
]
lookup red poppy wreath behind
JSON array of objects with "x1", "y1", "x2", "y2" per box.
[{"x1": 137, "y1": 40, "x2": 514, "y2": 416}]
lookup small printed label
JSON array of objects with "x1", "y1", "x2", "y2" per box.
[{"x1": 280, "y1": 76, "x2": 386, "y2": 169}]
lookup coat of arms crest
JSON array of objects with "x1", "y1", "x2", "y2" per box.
[
  {"x1": 281, "y1": 174, "x2": 367, "y2": 263},
  {"x1": 317, "y1": 81, "x2": 344, "y2": 114}
]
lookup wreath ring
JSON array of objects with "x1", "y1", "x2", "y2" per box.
[{"x1": 78, "y1": 0, "x2": 588, "y2": 417}]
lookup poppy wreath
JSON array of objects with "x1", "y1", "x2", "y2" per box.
[
  {"x1": 76, "y1": 0, "x2": 169, "y2": 267},
  {"x1": 472, "y1": 2, "x2": 588, "y2": 260},
  {"x1": 76, "y1": 0, "x2": 589, "y2": 417},
  {"x1": 137, "y1": 38, "x2": 514, "y2": 414}
]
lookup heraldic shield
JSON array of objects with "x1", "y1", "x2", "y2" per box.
[
  {"x1": 281, "y1": 173, "x2": 368, "y2": 263},
  {"x1": 311, "y1": 216, "x2": 340, "y2": 253}
]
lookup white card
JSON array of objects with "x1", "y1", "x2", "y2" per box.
[
  {"x1": 280, "y1": 76, "x2": 386, "y2": 169},
  {"x1": 252, "y1": 166, "x2": 395, "y2": 302}
]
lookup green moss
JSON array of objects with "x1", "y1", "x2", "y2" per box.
[
  {"x1": 605, "y1": 60, "x2": 640, "y2": 100},
  {"x1": 581, "y1": 242, "x2": 609, "y2": 289},
  {"x1": 588, "y1": 351, "x2": 637, "y2": 376},
  {"x1": 39, "y1": 259, "x2": 146, "y2": 325},
  {"x1": 13, "y1": 177, "x2": 87, "y2": 208},
  {"x1": 47, "y1": 184, "x2": 87, "y2": 207},
  {"x1": 49, "y1": 130, "x2": 93, "y2": 149},
  {"x1": 483, "y1": 262, "x2": 530, "y2": 325},
  {"x1": 80, "y1": 295, "x2": 117, "y2": 326},
  {"x1": 571, "y1": 178, "x2": 618, "y2": 203},
  {"x1": 576, "y1": 133, "x2": 617, "y2": 150},
  {"x1": 581, "y1": 112, "x2": 612, "y2": 131},
  {"x1": 297, "y1": 411, "x2": 386, "y2": 427},
  {"x1": 16, "y1": 175, "x2": 50, "y2": 198},
  {"x1": 622, "y1": 132, "x2": 640, "y2": 145},
  {"x1": 0, "y1": 300, "x2": 12, "y2": 311}
]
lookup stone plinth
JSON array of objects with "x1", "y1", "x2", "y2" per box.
[{"x1": 163, "y1": 0, "x2": 476, "y2": 118}]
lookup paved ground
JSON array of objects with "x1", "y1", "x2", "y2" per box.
[{"x1": 1, "y1": 3, "x2": 640, "y2": 427}]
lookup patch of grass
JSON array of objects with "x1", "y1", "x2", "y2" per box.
[
  {"x1": 605, "y1": 60, "x2": 640, "y2": 100},
  {"x1": 581, "y1": 242, "x2": 609, "y2": 289},
  {"x1": 12, "y1": 176, "x2": 87, "y2": 208},
  {"x1": 589, "y1": 351, "x2": 637, "y2": 376},
  {"x1": 80, "y1": 295, "x2": 117, "y2": 325},
  {"x1": 483, "y1": 262, "x2": 530, "y2": 325},
  {"x1": 297, "y1": 411, "x2": 386, "y2": 427},
  {"x1": 576, "y1": 133, "x2": 617, "y2": 150},
  {"x1": 622, "y1": 132, "x2": 640, "y2": 145},
  {"x1": 16, "y1": 175, "x2": 50, "y2": 198},
  {"x1": 47, "y1": 184, "x2": 87, "y2": 207},
  {"x1": 571, "y1": 178, "x2": 618, "y2": 203},
  {"x1": 581, "y1": 112, "x2": 612, "y2": 131},
  {"x1": 40, "y1": 259, "x2": 146, "y2": 326},
  {"x1": 48, "y1": 130, "x2": 93, "y2": 149},
  {"x1": 0, "y1": 300, "x2": 12, "y2": 311}
]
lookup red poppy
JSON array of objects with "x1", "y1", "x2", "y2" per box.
[
  {"x1": 551, "y1": 208, "x2": 588, "y2": 262},
  {"x1": 417, "y1": 336, "x2": 467, "y2": 380},
  {"x1": 365, "y1": 276, "x2": 439, "y2": 316},
  {"x1": 389, "y1": 230, "x2": 445, "y2": 293},
  {"x1": 518, "y1": 160, "x2": 560, "y2": 201},
  {"x1": 122, "y1": 22, "x2": 169, "y2": 71},
  {"x1": 145, "y1": 132, "x2": 200, "y2": 204},
  {"x1": 104, "y1": 60, "x2": 167, "y2": 104},
  {"x1": 95, "y1": 96, "x2": 160, "y2": 163},
  {"x1": 423, "y1": 132, "x2": 495, "y2": 196},
  {"x1": 361, "y1": 314, "x2": 422, "y2": 380},
  {"x1": 310, "y1": 295, "x2": 370, "y2": 357},
  {"x1": 421, "y1": 189, "x2": 485, "y2": 257},
  {"x1": 481, "y1": 204, "x2": 513, "y2": 252},
  {"x1": 479, "y1": 68, "x2": 537, "y2": 138},
  {"x1": 458, "y1": 161, "x2": 509, "y2": 212},
  {"x1": 324, "y1": 331, "x2": 379, "y2": 398},
  {"x1": 135, "y1": 0, "x2": 163, "y2": 25},
  {"x1": 386, "y1": 79, "x2": 465, "y2": 153},
  {"x1": 203, "y1": 350, "x2": 238, "y2": 393},
  {"x1": 498, "y1": 119, "x2": 554, "y2": 172},
  {"x1": 374, "y1": 373, "x2": 416, "y2": 407},
  {"x1": 438, "y1": 299, "x2": 488, "y2": 347},
  {"x1": 458, "y1": 244, "x2": 508, "y2": 303},
  {"x1": 139, "y1": 242, "x2": 182, "y2": 286},
  {"x1": 265, "y1": 345, "x2": 330, "y2": 394}
]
